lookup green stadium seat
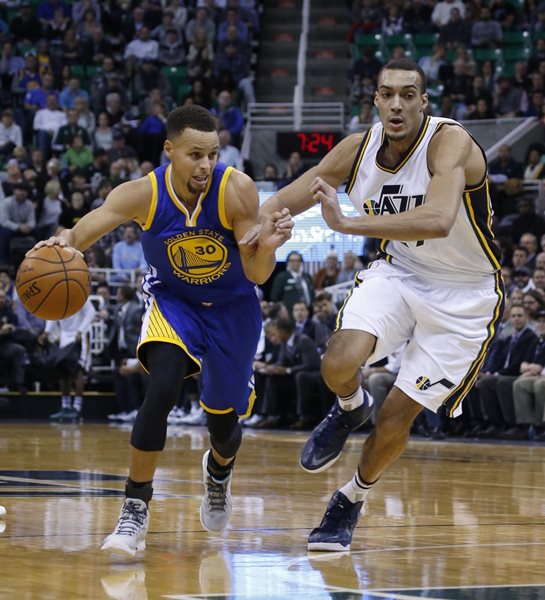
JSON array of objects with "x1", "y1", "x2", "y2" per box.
[
  {"x1": 354, "y1": 33, "x2": 382, "y2": 49},
  {"x1": 415, "y1": 45, "x2": 434, "y2": 59},
  {"x1": 502, "y1": 31, "x2": 531, "y2": 47},
  {"x1": 384, "y1": 33, "x2": 413, "y2": 49},
  {"x1": 161, "y1": 66, "x2": 188, "y2": 93},
  {"x1": 413, "y1": 33, "x2": 439, "y2": 47},
  {"x1": 70, "y1": 64, "x2": 86, "y2": 83},
  {"x1": 503, "y1": 46, "x2": 530, "y2": 62},
  {"x1": 473, "y1": 48, "x2": 503, "y2": 64}
]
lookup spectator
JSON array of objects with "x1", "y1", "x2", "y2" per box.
[
  {"x1": 93, "y1": 112, "x2": 113, "y2": 151},
  {"x1": 210, "y1": 89, "x2": 243, "y2": 145},
  {"x1": 520, "y1": 232, "x2": 539, "y2": 270},
  {"x1": 381, "y1": 5, "x2": 403, "y2": 36},
  {"x1": 58, "y1": 76, "x2": 90, "y2": 111},
  {"x1": 271, "y1": 251, "x2": 315, "y2": 314},
  {"x1": 350, "y1": 46, "x2": 382, "y2": 83},
  {"x1": 137, "y1": 101, "x2": 167, "y2": 165},
  {"x1": 187, "y1": 28, "x2": 214, "y2": 82},
  {"x1": 278, "y1": 151, "x2": 306, "y2": 189},
  {"x1": 438, "y1": 7, "x2": 472, "y2": 48},
  {"x1": 35, "y1": 178, "x2": 63, "y2": 239},
  {"x1": 348, "y1": 97, "x2": 379, "y2": 131},
  {"x1": 476, "y1": 304, "x2": 537, "y2": 437},
  {"x1": 0, "y1": 41, "x2": 25, "y2": 86},
  {"x1": 124, "y1": 26, "x2": 159, "y2": 75},
  {"x1": 256, "y1": 317, "x2": 321, "y2": 429},
  {"x1": 9, "y1": 2, "x2": 43, "y2": 44},
  {"x1": 432, "y1": 0, "x2": 465, "y2": 28},
  {"x1": 151, "y1": 10, "x2": 182, "y2": 45},
  {"x1": 471, "y1": 6, "x2": 503, "y2": 48},
  {"x1": 106, "y1": 130, "x2": 137, "y2": 164},
  {"x1": 81, "y1": 24, "x2": 112, "y2": 66},
  {"x1": 213, "y1": 38, "x2": 255, "y2": 105},
  {"x1": 112, "y1": 224, "x2": 147, "y2": 274},
  {"x1": 488, "y1": 144, "x2": 524, "y2": 217},
  {"x1": 59, "y1": 190, "x2": 88, "y2": 229},
  {"x1": 523, "y1": 147, "x2": 545, "y2": 180},
  {"x1": 62, "y1": 135, "x2": 93, "y2": 172},
  {"x1": 218, "y1": 128, "x2": 240, "y2": 167},
  {"x1": 52, "y1": 107, "x2": 91, "y2": 154},
  {"x1": 0, "y1": 289, "x2": 27, "y2": 393},
  {"x1": 159, "y1": 27, "x2": 186, "y2": 66},
  {"x1": 494, "y1": 76, "x2": 526, "y2": 117},
  {"x1": 418, "y1": 44, "x2": 447, "y2": 85},
  {"x1": 0, "y1": 109, "x2": 22, "y2": 160},
  {"x1": 509, "y1": 310, "x2": 545, "y2": 440},
  {"x1": 134, "y1": 59, "x2": 172, "y2": 106},
  {"x1": 11, "y1": 51, "x2": 41, "y2": 102},
  {"x1": 33, "y1": 93, "x2": 67, "y2": 158},
  {"x1": 217, "y1": 7, "x2": 249, "y2": 45},
  {"x1": 74, "y1": 95, "x2": 96, "y2": 137},
  {"x1": 313, "y1": 250, "x2": 340, "y2": 291},
  {"x1": 47, "y1": 297, "x2": 96, "y2": 421},
  {"x1": 337, "y1": 251, "x2": 363, "y2": 284},
  {"x1": 0, "y1": 181, "x2": 36, "y2": 268},
  {"x1": 511, "y1": 198, "x2": 545, "y2": 247},
  {"x1": 313, "y1": 291, "x2": 338, "y2": 333},
  {"x1": 185, "y1": 6, "x2": 215, "y2": 45},
  {"x1": 403, "y1": 0, "x2": 434, "y2": 34}
]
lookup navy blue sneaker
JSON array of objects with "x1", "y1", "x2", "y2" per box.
[
  {"x1": 300, "y1": 395, "x2": 372, "y2": 473},
  {"x1": 308, "y1": 491, "x2": 363, "y2": 552}
]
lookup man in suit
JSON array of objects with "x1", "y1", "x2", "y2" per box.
[
  {"x1": 476, "y1": 304, "x2": 538, "y2": 437},
  {"x1": 270, "y1": 251, "x2": 315, "y2": 315},
  {"x1": 256, "y1": 318, "x2": 321, "y2": 428}
]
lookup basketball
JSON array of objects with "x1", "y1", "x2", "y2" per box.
[{"x1": 15, "y1": 245, "x2": 91, "y2": 321}]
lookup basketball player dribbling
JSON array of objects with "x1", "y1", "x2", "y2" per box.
[
  {"x1": 32, "y1": 105, "x2": 293, "y2": 556},
  {"x1": 246, "y1": 58, "x2": 505, "y2": 551}
]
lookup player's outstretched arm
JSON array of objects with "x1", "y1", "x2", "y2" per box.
[
  {"x1": 29, "y1": 177, "x2": 153, "y2": 253},
  {"x1": 314, "y1": 126, "x2": 473, "y2": 240},
  {"x1": 228, "y1": 170, "x2": 293, "y2": 284}
]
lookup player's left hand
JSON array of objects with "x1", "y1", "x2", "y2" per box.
[
  {"x1": 259, "y1": 208, "x2": 293, "y2": 249},
  {"x1": 311, "y1": 177, "x2": 345, "y2": 231}
]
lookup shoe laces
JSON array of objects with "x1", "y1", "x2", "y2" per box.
[
  {"x1": 315, "y1": 406, "x2": 350, "y2": 443},
  {"x1": 115, "y1": 500, "x2": 147, "y2": 536},
  {"x1": 204, "y1": 474, "x2": 229, "y2": 512},
  {"x1": 323, "y1": 495, "x2": 359, "y2": 527}
]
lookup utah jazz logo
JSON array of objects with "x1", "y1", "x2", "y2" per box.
[
  {"x1": 364, "y1": 185, "x2": 426, "y2": 247},
  {"x1": 167, "y1": 234, "x2": 231, "y2": 285},
  {"x1": 363, "y1": 184, "x2": 425, "y2": 216},
  {"x1": 416, "y1": 376, "x2": 454, "y2": 391}
]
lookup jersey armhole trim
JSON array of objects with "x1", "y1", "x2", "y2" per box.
[
  {"x1": 345, "y1": 129, "x2": 372, "y2": 195},
  {"x1": 218, "y1": 165, "x2": 234, "y2": 230},
  {"x1": 142, "y1": 171, "x2": 158, "y2": 231},
  {"x1": 427, "y1": 121, "x2": 488, "y2": 190}
]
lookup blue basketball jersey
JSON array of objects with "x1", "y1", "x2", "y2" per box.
[{"x1": 141, "y1": 161, "x2": 255, "y2": 306}]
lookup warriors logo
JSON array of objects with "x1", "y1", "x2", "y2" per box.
[{"x1": 167, "y1": 233, "x2": 231, "y2": 284}]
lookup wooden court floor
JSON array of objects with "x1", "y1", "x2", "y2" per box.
[{"x1": 1, "y1": 423, "x2": 545, "y2": 600}]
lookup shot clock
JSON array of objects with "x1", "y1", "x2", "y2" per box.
[{"x1": 276, "y1": 131, "x2": 343, "y2": 160}]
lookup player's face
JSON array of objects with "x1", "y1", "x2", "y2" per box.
[
  {"x1": 164, "y1": 128, "x2": 219, "y2": 197},
  {"x1": 374, "y1": 70, "x2": 428, "y2": 142}
]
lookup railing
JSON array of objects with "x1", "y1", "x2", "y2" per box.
[
  {"x1": 293, "y1": 0, "x2": 310, "y2": 129},
  {"x1": 247, "y1": 102, "x2": 345, "y2": 131}
]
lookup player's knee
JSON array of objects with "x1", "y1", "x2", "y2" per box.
[
  {"x1": 321, "y1": 351, "x2": 358, "y2": 386},
  {"x1": 210, "y1": 422, "x2": 242, "y2": 458},
  {"x1": 207, "y1": 411, "x2": 242, "y2": 458}
]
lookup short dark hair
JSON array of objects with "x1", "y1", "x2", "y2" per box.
[
  {"x1": 166, "y1": 105, "x2": 217, "y2": 140},
  {"x1": 275, "y1": 318, "x2": 295, "y2": 335},
  {"x1": 378, "y1": 58, "x2": 427, "y2": 94}
]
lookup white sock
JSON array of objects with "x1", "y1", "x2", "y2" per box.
[
  {"x1": 339, "y1": 470, "x2": 376, "y2": 504},
  {"x1": 73, "y1": 396, "x2": 83, "y2": 412},
  {"x1": 61, "y1": 395, "x2": 71, "y2": 409},
  {"x1": 338, "y1": 386, "x2": 365, "y2": 411}
]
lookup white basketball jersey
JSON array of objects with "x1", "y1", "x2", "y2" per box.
[{"x1": 346, "y1": 116, "x2": 501, "y2": 285}]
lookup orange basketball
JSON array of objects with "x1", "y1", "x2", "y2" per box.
[{"x1": 15, "y1": 245, "x2": 91, "y2": 321}]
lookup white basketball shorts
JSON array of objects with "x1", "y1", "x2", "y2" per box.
[{"x1": 336, "y1": 261, "x2": 504, "y2": 417}]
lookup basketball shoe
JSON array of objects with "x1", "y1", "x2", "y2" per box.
[
  {"x1": 101, "y1": 498, "x2": 150, "y2": 556},
  {"x1": 308, "y1": 490, "x2": 363, "y2": 552},
  {"x1": 199, "y1": 450, "x2": 233, "y2": 532},
  {"x1": 300, "y1": 394, "x2": 373, "y2": 473}
]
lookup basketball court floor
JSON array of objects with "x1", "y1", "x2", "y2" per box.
[{"x1": 1, "y1": 422, "x2": 545, "y2": 600}]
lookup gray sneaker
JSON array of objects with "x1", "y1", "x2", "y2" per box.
[
  {"x1": 199, "y1": 450, "x2": 232, "y2": 532},
  {"x1": 101, "y1": 498, "x2": 150, "y2": 556}
]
